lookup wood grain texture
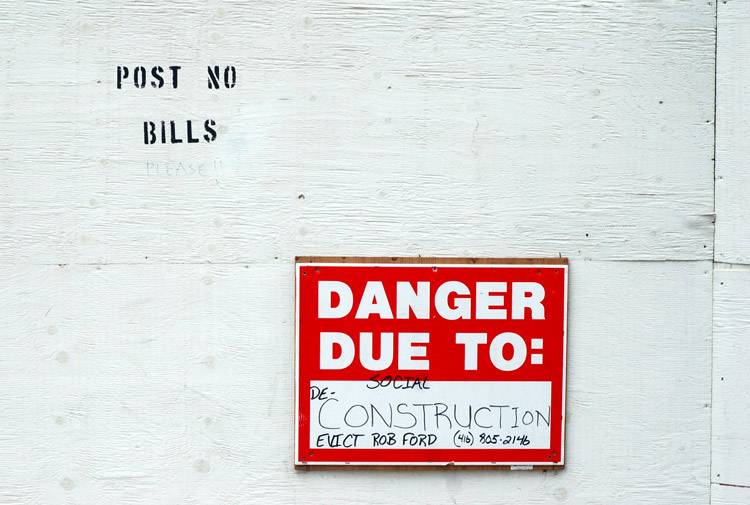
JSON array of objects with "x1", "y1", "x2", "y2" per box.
[
  {"x1": 711, "y1": 484, "x2": 750, "y2": 505},
  {"x1": 0, "y1": 1, "x2": 714, "y2": 265},
  {"x1": 711, "y1": 266, "x2": 750, "y2": 491},
  {"x1": 715, "y1": 0, "x2": 750, "y2": 265},
  {"x1": 0, "y1": 260, "x2": 711, "y2": 504}
]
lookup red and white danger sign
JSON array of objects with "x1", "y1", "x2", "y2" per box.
[{"x1": 295, "y1": 258, "x2": 568, "y2": 467}]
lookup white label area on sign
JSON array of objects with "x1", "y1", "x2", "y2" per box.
[
  {"x1": 310, "y1": 380, "x2": 552, "y2": 450},
  {"x1": 296, "y1": 260, "x2": 568, "y2": 465}
]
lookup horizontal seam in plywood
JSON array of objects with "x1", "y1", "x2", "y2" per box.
[
  {"x1": 713, "y1": 262, "x2": 750, "y2": 270},
  {"x1": 0, "y1": 259, "x2": 717, "y2": 268},
  {"x1": 713, "y1": 482, "x2": 750, "y2": 489}
]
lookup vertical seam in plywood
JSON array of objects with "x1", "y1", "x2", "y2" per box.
[
  {"x1": 710, "y1": 1, "x2": 718, "y2": 503},
  {"x1": 713, "y1": 0, "x2": 719, "y2": 265}
]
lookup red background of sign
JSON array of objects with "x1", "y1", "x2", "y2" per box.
[{"x1": 296, "y1": 261, "x2": 567, "y2": 465}]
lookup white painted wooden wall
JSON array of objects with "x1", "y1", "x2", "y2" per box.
[{"x1": 0, "y1": 1, "x2": 743, "y2": 503}]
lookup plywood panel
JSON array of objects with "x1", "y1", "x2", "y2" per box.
[
  {"x1": 0, "y1": 260, "x2": 711, "y2": 504},
  {"x1": 716, "y1": 0, "x2": 750, "y2": 265},
  {"x1": 712, "y1": 266, "x2": 750, "y2": 490},
  {"x1": 0, "y1": 1, "x2": 714, "y2": 264}
]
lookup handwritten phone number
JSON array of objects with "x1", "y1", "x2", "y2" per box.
[{"x1": 453, "y1": 431, "x2": 531, "y2": 447}]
